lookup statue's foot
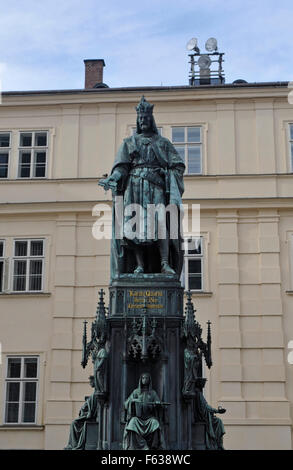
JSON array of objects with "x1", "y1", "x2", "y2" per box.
[
  {"x1": 161, "y1": 262, "x2": 175, "y2": 275},
  {"x1": 134, "y1": 266, "x2": 144, "y2": 274}
]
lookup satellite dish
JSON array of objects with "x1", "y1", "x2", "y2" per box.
[
  {"x1": 186, "y1": 38, "x2": 198, "y2": 51},
  {"x1": 205, "y1": 37, "x2": 218, "y2": 52},
  {"x1": 198, "y1": 55, "x2": 211, "y2": 70}
]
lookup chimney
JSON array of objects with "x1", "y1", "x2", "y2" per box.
[{"x1": 84, "y1": 59, "x2": 106, "y2": 89}]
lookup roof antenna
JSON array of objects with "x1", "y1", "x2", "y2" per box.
[{"x1": 186, "y1": 37, "x2": 225, "y2": 86}]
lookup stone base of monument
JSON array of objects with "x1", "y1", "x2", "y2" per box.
[
  {"x1": 193, "y1": 423, "x2": 206, "y2": 450},
  {"x1": 103, "y1": 275, "x2": 185, "y2": 449},
  {"x1": 66, "y1": 282, "x2": 224, "y2": 450},
  {"x1": 84, "y1": 421, "x2": 99, "y2": 450}
]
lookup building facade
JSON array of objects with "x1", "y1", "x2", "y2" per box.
[{"x1": 0, "y1": 64, "x2": 292, "y2": 449}]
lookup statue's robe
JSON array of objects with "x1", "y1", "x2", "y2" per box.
[
  {"x1": 194, "y1": 391, "x2": 225, "y2": 450},
  {"x1": 123, "y1": 375, "x2": 165, "y2": 450},
  {"x1": 64, "y1": 392, "x2": 98, "y2": 450},
  {"x1": 109, "y1": 133, "x2": 185, "y2": 279},
  {"x1": 93, "y1": 347, "x2": 108, "y2": 392},
  {"x1": 183, "y1": 347, "x2": 202, "y2": 393}
]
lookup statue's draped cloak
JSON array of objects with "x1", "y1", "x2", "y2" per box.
[
  {"x1": 123, "y1": 374, "x2": 164, "y2": 450},
  {"x1": 110, "y1": 133, "x2": 185, "y2": 279},
  {"x1": 183, "y1": 347, "x2": 202, "y2": 393},
  {"x1": 194, "y1": 391, "x2": 225, "y2": 450},
  {"x1": 93, "y1": 347, "x2": 107, "y2": 392},
  {"x1": 65, "y1": 393, "x2": 98, "y2": 450}
]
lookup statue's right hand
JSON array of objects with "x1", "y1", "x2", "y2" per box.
[{"x1": 99, "y1": 175, "x2": 118, "y2": 191}]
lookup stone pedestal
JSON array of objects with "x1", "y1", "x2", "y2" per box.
[
  {"x1": 106, "y1": 275, "x2": 184, "y2": 449},
  {"x1": 193, "y1": 423, "x2": 206, "y2": 450},
  {"x1": 68, "y1": 278, "x2": 221, "y2": 450},
  {"x1": 84, "y1": 422, "x2": 99, "y2": 450}
]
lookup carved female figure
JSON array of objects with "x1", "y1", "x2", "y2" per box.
[{"x1": 123, "y1": 372, "x2": 165, "y2": 450}]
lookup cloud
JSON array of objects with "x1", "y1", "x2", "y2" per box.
[{"x1": 0, "y1": 0, "x2": 292, "y2": 91}]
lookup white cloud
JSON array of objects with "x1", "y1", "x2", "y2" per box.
[{"x1": 0, "y1": 0, "x2": 292, "y2": 90}]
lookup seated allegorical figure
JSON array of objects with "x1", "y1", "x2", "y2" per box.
[
  {"x1": 64, "y1": 375, "x2": 98, "y2": 450},
  {"x1": 194, "y1": 387, "x2": 226, "y2": 450},
  {"x1": 123, "y1": 372, "x2": 165, "y2": 450}
]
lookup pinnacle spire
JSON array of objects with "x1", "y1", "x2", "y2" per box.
[{"x1": 95, "y1": 289, "x2": 107, "y2": 339}]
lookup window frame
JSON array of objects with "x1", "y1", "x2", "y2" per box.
[
  {"x1": 18, "y1": 131, "x2": 48, "y2": 179},
  {"x1": 289, "y1": 123, "x2": 293, "y2": 172},
  {"x1": 171, "y1": 126, "x2": 202, "y2": 175},
  {"x1": 0, "y1": 131, "x2": 11, "y2": 179},
  {"x1": 4, "y1": 356, "x2": 39, "y2": 425},
  {"x1": 0, "y1": 240, "x2": 5, "y2": 292},
  {"x1": 12, "y1": 239, "x2": 45, "y2": 293},
  {"x1": 182, "y1": 236, "x2": 204, "y2": 292}
]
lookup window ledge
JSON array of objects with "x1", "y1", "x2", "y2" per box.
[
  {"x1": 0, "y1": 425, "x2": 44, "y2": 430},
  {"x1": 0, "y1": 292, "x2": 51, "y2": 298},
  {"x1": 190, "y1": 291, "x2": 213, "y2": 297}
]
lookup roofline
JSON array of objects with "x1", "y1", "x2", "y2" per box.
[{"x1": 1, "y1": 81, "x2": 289, "y2": 97}]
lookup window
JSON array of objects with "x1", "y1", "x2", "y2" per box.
[
  {"x1": 4, "y1": 356, "x2": 39, "y2": 424},
  {"x1": 18, "y1": 131, "x2": 48, "y2": 178},
  {"x1": 289, "y1": 124, "x2": 293, "y2": 171},
  {"x1": 0, "y1": 241, "x2": 4, "y2": 292},
  {"x1": 182, "y1": 237, "x2": 203, "y2": 291},
  {"x1": 0, "y1": 238, "x2": 47, "y2": 294},
  {"x1": 0, "y1": 132, "x2": 11, "y2": 178},
  {"x1": 0, "y1": 240, "x2": 9, "y2": 293},
  {"x1": 172, "y1": 127, "x2": 202, "y2": 174},
  {"x1": 12, "y1": 239, "x2": 44, "y2": 292}
]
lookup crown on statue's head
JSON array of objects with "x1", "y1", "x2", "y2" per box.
[{"x1": 136, "y1": 95, "x2": 154, "y2": 115}]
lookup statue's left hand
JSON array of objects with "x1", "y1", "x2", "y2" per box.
[
  {"x1": 98, "y1": 176, "x2": 117, "y2": 191},
  {"x1": 218, "y1": 406, "x2": 226, "y2": 414}
]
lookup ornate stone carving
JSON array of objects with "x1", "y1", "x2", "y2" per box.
[
  {"x1": 81, "y1": 289, "x2": 109, "y2": 394},
  {"x1": 127, "y1": 313, "x2": 164, "y2": 362}
]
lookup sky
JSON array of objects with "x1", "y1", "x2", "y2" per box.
[{"x1": 0, "y1": 0, "x2": 292, "y2": 91}]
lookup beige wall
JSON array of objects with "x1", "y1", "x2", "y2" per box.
[{"x1": 0, "y1": 86, "x2": 293, "y2": 449}]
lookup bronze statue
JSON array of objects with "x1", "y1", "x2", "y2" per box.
[
  {"x1": 182, "y1": 336, "x2": 202, "y2": 394},
  {"x1": 99, "y1": 96, "x2": 185, "y2": 279},
  {"x1": 182, "y1": 292, "x2": 212, "y2": 395},
  {"x1": 123, "y1": 372, "x2": 166, "y2": 450},
  {"x1": 64, "y1": 376, "x2": 98, "y2": 450},
  {"x1": 194, "y1": 388, "x2": 226, "y2": 450},
  {"x1": 81, "y1": 290, "x2": 108, "y2": 394},
  {"x1": 92, "y1": 336, "x2": 108, "y2": 393}
]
